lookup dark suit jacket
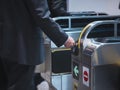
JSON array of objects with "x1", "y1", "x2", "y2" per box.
[
  {"x1": 0, "y1": 0, "x2": 68, "y2": 65},
  {"x1": 47, "y1": 0, "x2": 70, "y2": 17}
]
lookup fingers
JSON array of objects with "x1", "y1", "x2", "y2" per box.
[{"x1": 64, "y1": 36, "x2": 75, "y2": 48}]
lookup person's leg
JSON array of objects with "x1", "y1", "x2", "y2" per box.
[
  {"x1": 0, "y1": 57, "x2": 7, "y2": 90},
  {"x1": 34, "y1": 73, "x2": 44, "y2": 90},
  {"x1": 37, "y1": 80, "x2": 49, "y2": 90},
  {"x1": 2, "y1": 59, "x2": 36, "y2": 90}
]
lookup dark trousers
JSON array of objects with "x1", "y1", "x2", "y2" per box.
[{"x1": 0, "y1": 57, "x2": 36, "y2": 90}]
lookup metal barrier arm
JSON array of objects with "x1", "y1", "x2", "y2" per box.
[
  {"x1": 77, "y1": 20, "x2": 120, "y2": 50},
  {"x1": 53, "y1": 15, "x2": 120, "y2": 30}
]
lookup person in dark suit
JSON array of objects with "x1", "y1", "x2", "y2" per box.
[
  {"x1": 0, "y1": 0, "x2": 75, "y2": 90},
  {"x1": 47, "y1": 0, "x2": 71, "y2": 17}
]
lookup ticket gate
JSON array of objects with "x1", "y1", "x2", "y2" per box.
[
  {"x1": 50, "y1": 16, "x2": 120, "y2": 90},
  {"x1": 51, "y1": 15, "x2": 120, "y2": 73},
  {"x1": 41, "y1": 16, "x2": 120, "y2": 90},
  {"x1": 72, "y1": 20, "x2": 120, "y2": 90}
]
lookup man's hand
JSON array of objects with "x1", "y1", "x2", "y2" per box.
[{"x1": 64, "y1": 36, "x2": 75, "y2": 48}]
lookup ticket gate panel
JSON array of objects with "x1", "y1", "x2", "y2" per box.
[
  {"x1": 93, "y1": 65, "x2": 120, "y2": 90},
  {"x1": 52, "y1": 50, "x2": 71, "y2": 73},
  {"x1": 81, "y1": 49, "x2": 120, "y2": 90},
  {"x1": 92, "y1": 43, "x2": 120, "y2": 66}
]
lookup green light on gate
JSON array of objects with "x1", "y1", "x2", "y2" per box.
[
  {"x1": 73, "y1": 61, "x2": 79, "y2": 80},
  {"x1": 74, "y1": 66, "x2": 79, "y2": 77}
]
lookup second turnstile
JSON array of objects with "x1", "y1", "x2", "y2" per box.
[{"x1": 72, "y1": 20, "x2": 120, "y2": 90}]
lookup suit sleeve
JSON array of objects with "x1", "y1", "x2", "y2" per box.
[{"x1": 27, "y1": 0, "x2": 68, "y2": 47}]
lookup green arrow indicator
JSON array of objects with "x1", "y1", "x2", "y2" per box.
[{"x1": 74, "y1": 66, "x2": 79, "y2": 76}]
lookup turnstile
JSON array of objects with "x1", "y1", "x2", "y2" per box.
[
  {"x1": 41, "y1": 15, "x2": 120, "y2": 90},
  {"x1": 72, "y1": 20, "x2": 120, "y2": 90}
]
